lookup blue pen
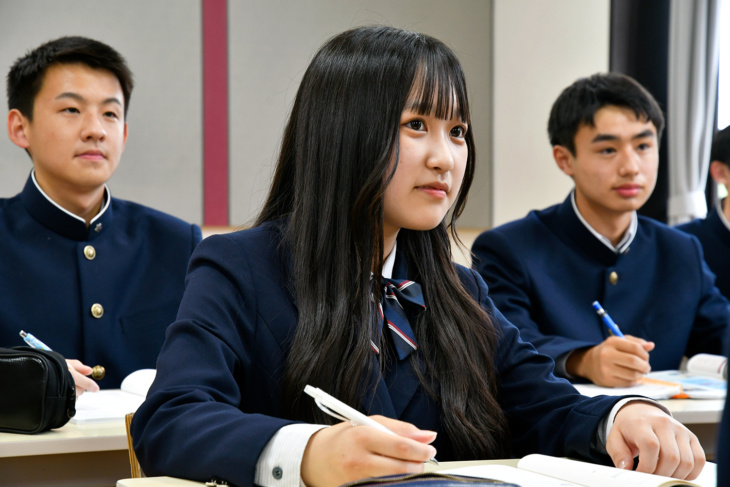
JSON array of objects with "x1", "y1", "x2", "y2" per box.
[
  {"x1": 19, "y1": 330, "x2": 52, "y2": 350},
  {"x1": 591, "y1": 301, "x2": 625, "y2": 338}
]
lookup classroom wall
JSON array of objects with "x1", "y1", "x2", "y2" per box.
[
  {"x1": 0, "y1": 0, "x2": 610, "y2": 230},
  {"x1": 491, "y1": 0, "x2": 610, "y2": 228}
]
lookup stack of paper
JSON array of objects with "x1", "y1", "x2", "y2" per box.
[{"x1": 70, "y1": 369, "x2": 156, "y2": 424}]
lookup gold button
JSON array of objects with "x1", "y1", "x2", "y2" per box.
[
  {"x1": 609, "y1": 271, "x2": 619, "y2": 285},
  {"x1": 83, "y1": 245, "x2": 96, "y2": 260},
  {"x1": 90, "y1": 303, "x2": 104, "y2": 318},
  {"x1": 91, "y1": 365, "x2": 106, "y2": 380}
]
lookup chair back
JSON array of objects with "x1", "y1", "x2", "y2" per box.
[{"x1": 125, "y1": 412, "x2": 144, "y2": 478}]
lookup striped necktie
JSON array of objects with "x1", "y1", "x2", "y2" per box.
[{"x1": 371, "y1": 278, "x2": 426, "y2": 360}]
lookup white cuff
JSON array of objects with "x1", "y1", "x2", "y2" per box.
[
  {"x1": 254, "y1": 423, "x2": 328, "y2": 487},
  {"x1": 605, "y1": 397, "x2": 672, "y2": 440}
]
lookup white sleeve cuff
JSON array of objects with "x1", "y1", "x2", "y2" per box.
[
  {"x1": 254, "y1": 423, "x2": 328, "y2": 487},
  {"x1": 604, "y1": 397, "x2": 672, "y2": 440}
]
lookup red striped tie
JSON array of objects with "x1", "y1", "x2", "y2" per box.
[{"x1": 370, "y1": 279, "x2": 426, "y2": 360}]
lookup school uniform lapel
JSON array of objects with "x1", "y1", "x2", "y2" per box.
[{"x1": 363, "y1": 369, "x2": 398, "y2": 418}]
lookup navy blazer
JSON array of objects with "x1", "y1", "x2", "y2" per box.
[
  {"x1": 132, "y1": 220, "x2": 624, "y2": 487},
  {"x1": 677, "y1": 205, "x2": 730, "y2": 300},
  {"x1": 472, "y1": 195, "x2": 730, "y2": 374},
  {"x1": 0, "y1": 174, "x2": 201, "y2": 387}
]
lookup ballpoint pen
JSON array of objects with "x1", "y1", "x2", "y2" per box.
[
  {"x1": 304, "y1": 385, "x2": 439, "y2": 465},
  {"x1": 591, "y1": 301, "x2": 624, "y2": 338},
  {"x1": 20, "y1": 330, "x2": 52, "y2": 350},
  {"x1": 19, "y1": 330, "x2": 106, "y2": 380}
]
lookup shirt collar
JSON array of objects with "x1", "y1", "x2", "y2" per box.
[
  {"x1": 570, "y1": 189, "x2": 636, "y2": 254},
  {"x1": 382, "y1": 241, "x2": 397, "y2": 278}
]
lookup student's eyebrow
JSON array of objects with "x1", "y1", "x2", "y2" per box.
[
  {"x1": 55, "y1": 92, "x2": 123, "y2": 107},
  {"x1": 632, "y1": 129, "x2": 656, "y2": 140},
  {"x1": 591, "y1": 133, "x2": 619, "y2": 143},
  {"x1": 591, "y1": 129, "x2": 656, "y2": 144}
]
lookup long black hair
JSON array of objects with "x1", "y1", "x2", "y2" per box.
[{"x1": 256, "y1": 25, "x2": 508, "y2": 459}]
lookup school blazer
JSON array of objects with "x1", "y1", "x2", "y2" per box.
[
  {"x1": 677, "y1": 205, "x2": 730, "y2": 300},
  {"x1": 132, "y1": 220, "x2": 623, "y2": 487},
  {"x1": 472, "y1": 195, "x2": 730, "y2": 374},
  {"x1": 0, "y1": 174, "x2": 201, "y2": 387}
]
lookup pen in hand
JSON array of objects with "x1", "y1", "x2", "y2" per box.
[
  {"x1": 304, "y1": 385, "x2": 439, "y2": 465},
  {"x1": 591, "y1": 301, "x2": 624, "y2": 338}
]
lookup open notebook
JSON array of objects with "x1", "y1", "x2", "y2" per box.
[
  {"x1": 573, "y1": 354, "x2": 727, "y2": 400},
  {"x1": 646, "y1": 354, "x2": 727, "y2": 399},
  {"x1": 70, "y1": 369, "x2": 156, "y2": 424},
  {"x1": 441, "y1": 454, "x2": 716, "y2": 487}
]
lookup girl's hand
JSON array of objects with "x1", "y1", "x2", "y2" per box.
[
  {"x1": 607, "y1": 402, "x2": 705, "y2": 480},
  {"x1": 301, "y1": 415, "x2": 437, "y2": 487}
]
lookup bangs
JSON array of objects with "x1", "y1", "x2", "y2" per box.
[{"x1": 405, "y1": 50, "x2": 470, "y2": 123}]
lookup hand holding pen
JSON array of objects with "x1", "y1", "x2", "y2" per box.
[
  {"x1": 20, "y1": 330, "x2": 101, "y2": 396},
  {"x1": 300, "y1": 386, "x2": 438, "y2": 487},
  {"x1": 564, "y1": 302, "x2": 655, "y2": 387}
]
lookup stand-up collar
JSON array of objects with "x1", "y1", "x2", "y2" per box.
[
  {"x1": 569, "y1": 190, "x2": 637, "y2": 254},
  {"x1": 20, "y1": 171, "x2": 113, "y2": 242},
  {"x1": 553, "y1": 195, "x2": 621, "y2": 267}
]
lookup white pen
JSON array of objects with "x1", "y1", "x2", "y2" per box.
[{"x1": 304, "y1": 385, "x2": 439, "y2": 465}]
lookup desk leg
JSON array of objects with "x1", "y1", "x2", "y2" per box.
[{"x1": 0, "y1": 449, "x2": 129, "y2": 487}]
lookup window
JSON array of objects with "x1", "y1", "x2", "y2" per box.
[{"x1": 717, "y1": 0, "x2": 730, "y2": 130}]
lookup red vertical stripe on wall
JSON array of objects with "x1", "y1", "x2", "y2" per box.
[{"x1": 202, "y1": 0, "x2": 229, "y2": 225}]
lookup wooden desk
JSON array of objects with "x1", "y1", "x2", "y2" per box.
[
  {"x1": 0, "y1": 419, "x2": 131, "y2": 487},
  {"x1": 659, "y1": 398, "x2": 725, "y2": 459}
]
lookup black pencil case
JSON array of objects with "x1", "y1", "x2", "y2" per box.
[
  {"x1": 340, "y1": 472, "x2": 520, "y2": 487},
  {"x1": 0, "y1": 346, "x2": 76, "y2": 434}
]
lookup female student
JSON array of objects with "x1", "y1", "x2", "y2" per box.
[{"x1": 131, "y1": 26, "x2": 704, "y2": 487}]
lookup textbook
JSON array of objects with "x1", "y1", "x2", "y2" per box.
[
  {"x1": 441, "y1": 454, "x2": 715, "y2": 487},
  {"x1": 70, "y1": 369, "x2": 156, "y2": 424}
]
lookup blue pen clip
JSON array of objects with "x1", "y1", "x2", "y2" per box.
[{"x1": 591, "y1": 301, "x2": 625, "y2": 338}]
